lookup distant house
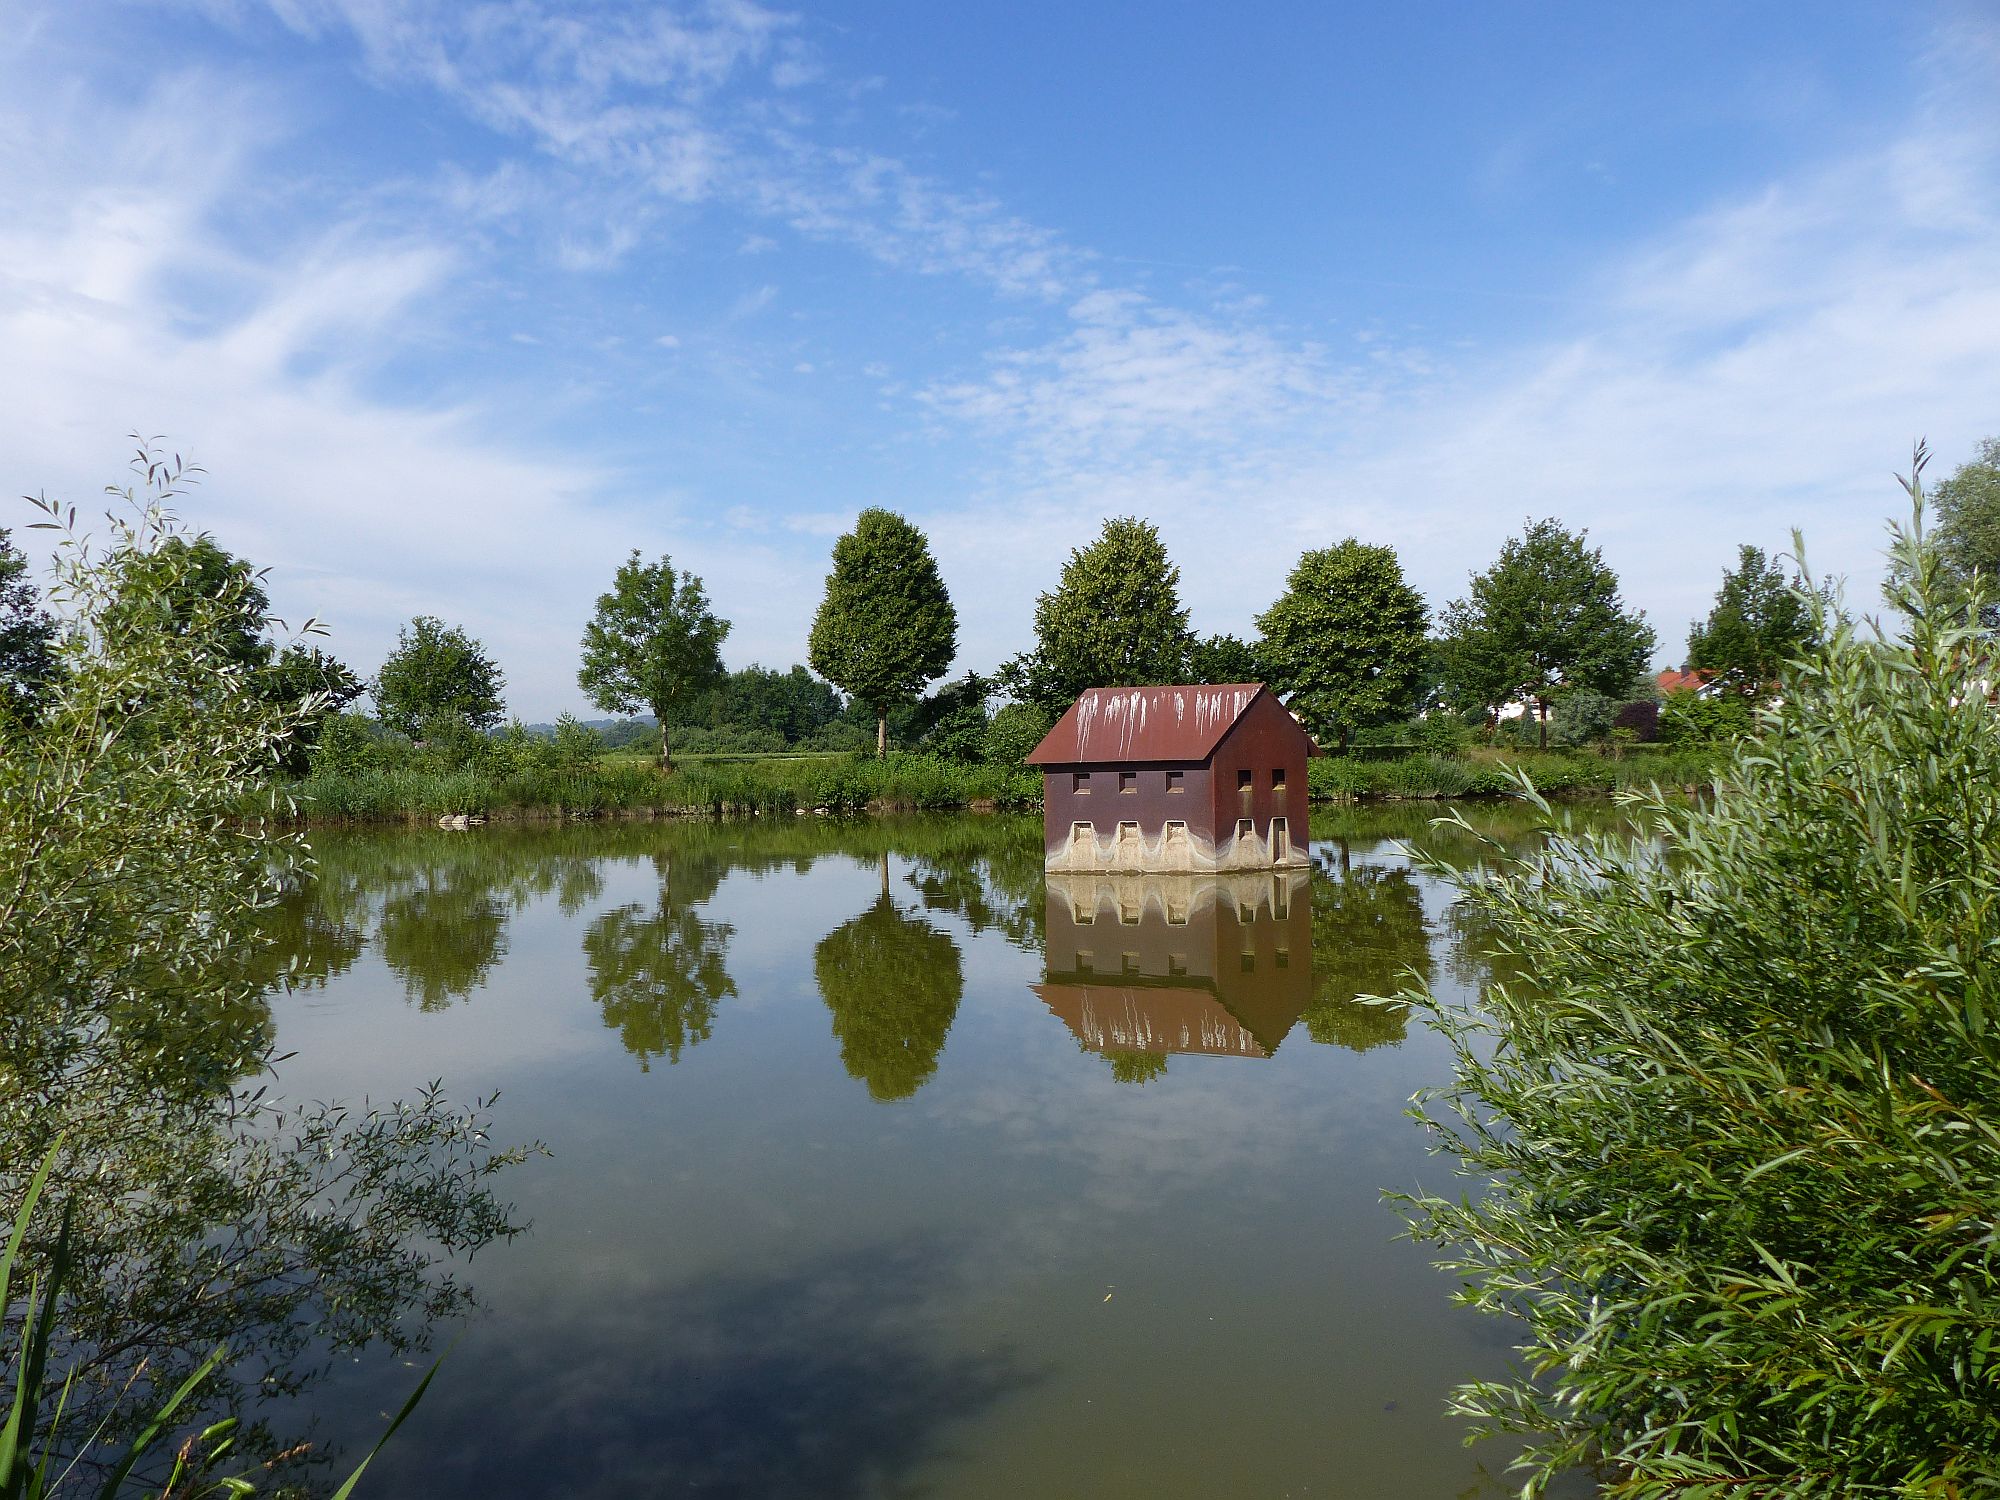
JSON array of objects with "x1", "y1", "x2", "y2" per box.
[
  {"x1": 1035, "y1": 870, "x2": 1312, "y2": 1059},
  {"x1": 1657, "y1": 667, "x2": 1717, "y2": 697},
  {"x1": 1026, "y1": 683, "x2": 1314, "y2": 873}
]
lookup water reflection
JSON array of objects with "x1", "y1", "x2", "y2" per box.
[
  {"x1": 584, "y1": 851, "x2": 736, "y2": 1069},
  {"x1": 816, "y1": 854, "x2": 967, "y2": 1100},
  {"x1": 1036, "y1": 871, "x2": 1315, "y2": 1072},
  {"x1": 1300, "y1": 839, "x2": 1433, "y2": 1051}
]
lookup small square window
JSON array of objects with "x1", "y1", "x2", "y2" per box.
[
  {"x1": 1166, "y1": 771, "x2": 1184, "y2": 793},
  {"x1": 1271, "y1": 767, "x2": 1287, "y2": 789},
  {"x1": 1275, "y1": 948, "x2": 1291, "y2": 970},
  {"x1": 1119, "y1": 771, "x2": 1138, "y2": 794},
  {"x1": 1239, "y1": 952, "x2": 1256, "y2": 973},
  {"x1": 1075, "y1": 950, "x2": 1094, "y2": 973},
  {"x1": 1072, "y1": 772, "x2": 1090, "y2": 794},
  {"x1": 1237, "y1": 769, "x2": 1253, "y2": 790},
  {"x1": 1168, "y1": 953, "x2": 1189, "y2": 976},
  {"x1": 1121, "y1": 952, "x2": 1141, "y2": 974}
]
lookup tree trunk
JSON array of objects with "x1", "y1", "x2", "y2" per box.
[
  {"x1": 876, "y1": 713, "x2": 887, "y2": 759},
  {"x1": 1537, "y1": 698, "x2": 1549, "y2": 750},
  {"x1": 879, "y1": 850, "x2": 891, "y2": 902},
  {"x1": 659, "y1": 714, "x2": 673, "y2": 773}
]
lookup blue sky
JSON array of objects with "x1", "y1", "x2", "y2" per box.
[{"x1": 3, "y1": 1, "x2": 1997, "y2": 716}]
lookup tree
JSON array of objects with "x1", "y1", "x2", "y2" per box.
[
  {"x1": 375, "y1": 614, "x2": 506, "y2": 738},
  {"x1": 1396, "y1": 453, "x2": 2000, "y2": 1495},
  {"x1": 578, "y1": 552, "x2": 729, "y2": 769},
  {"x1": 1436, "y1": 518, "x2": 1655, "y2": 748},
  {"x1": 1184, "y1": 632, "x2": 1262, "y2": 685},
  {"x1": 1256, "y1": 540, "x2": 1428, "y2": 751},
  {"x1": 259, "y1": 643, "x2": 366, "y2": 773},
  {"x1": 102, "y1": 532, "x2": 269, "y2": 673},
  {"x1": 808, "y1": 509, "x2": 958, "y2": 757},
  {"x1": 0, "y1": 525, "x2": 57, "y2": 722},
  {"x1": 4, "y1": 446, "x2": 526, "y2": 1483},
  {"x1": 1926, "y1": 434, "x2": 2000, "y2": 626},
  {"x1": 1685, "y1": 545, "x2": 1818, "y2": 696},
  {"x1": 1001, "y1": 516, "x2": 1194, "y2": 713}
]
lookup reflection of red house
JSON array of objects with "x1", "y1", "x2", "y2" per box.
[
  {"x1": 1034, "y1": 872, "x2": 1313, "y2": 1059},
  {"x1": 1027, "y1": 684, "x2": 1314, "y2": 872}
]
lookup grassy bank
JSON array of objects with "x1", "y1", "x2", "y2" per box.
[
  {"x1": 1306, "y1": 744, "x2": 1721, "y2": 801},
  {"x1": 265, "y1": 744, "x2": 1722, "y2": 823},
  {"x1": 271, "y1": 751, "x2": 1044, "y2": 822}
]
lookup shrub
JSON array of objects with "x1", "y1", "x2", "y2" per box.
[
  {"x1": 1656, "y1": 686, "x2": 1754, "y2": 744},
  {"x1": 1395, "y1": 480, "x2": 2000, "y2": 1494}
]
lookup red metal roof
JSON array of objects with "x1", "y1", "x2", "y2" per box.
[{"x1": 1026, "y1": 683, "x2": 1269, "y2": 765}]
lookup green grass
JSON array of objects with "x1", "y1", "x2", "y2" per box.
[{"x1": 269, "y1": 752, "x2": 1044, "y2": 822}]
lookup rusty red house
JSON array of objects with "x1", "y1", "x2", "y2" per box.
[{"x1": 1026, "y1": 684, "x2": 1314, "y2": 873}]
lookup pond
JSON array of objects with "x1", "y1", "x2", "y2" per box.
[{"x1": 248, "y1": 805, "x2": 1595, "y2": 1496}]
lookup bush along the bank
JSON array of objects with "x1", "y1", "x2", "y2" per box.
[
  {"x1": 278, "y1": 715, "x2": 1042, "y2": 820},
  {"x1": 1305, "y1": 746, "x2": 1719, "y2": 802},
  {"x1": 1391, "y1": 488, "x2": 2000, "y2": 1495}
]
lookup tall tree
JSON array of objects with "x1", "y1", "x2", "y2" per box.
[
  {"x1": 0, "y1": 526, "x2": 57, "y2": 723},
  {"x1": 808, "y1": 509, "x2": 958, "y2": 756},
  {"x1": 1001, "y1": 516, "x2": 1193, "y2": 713},
  {"x1": 579, "y1": 552, "x2": 729, "y2": 769},
  {"x1": 1256, "y1": 539, "x2": 1428, "y2": 751},
  {"x1": 1928, "y1": 434, "x2": 2000, "y2": 626},
  {"x1": 1184, "y1": 632, "x2": 1262, "y2": 685},
  {"x1": 376, "y1": 615, "x2": 507, "y2": 738},
  {"x1": 1685, "y1": 545, "x2": 1817, "y2": 697},
  {"x1": 1436, "y1": 518, "x2": 1654, "y2": 748}
]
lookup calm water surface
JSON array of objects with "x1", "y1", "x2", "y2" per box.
[{"x1": 267, "y1": 805, "x2": 1596, "y2": 1499}]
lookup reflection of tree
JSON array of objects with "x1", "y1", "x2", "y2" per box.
[
  {"x1": 4, "y1": 921, "x2": 530, "y2": 1494},
  {"x1": 815, "y1": 894, "x2": 964, "y2": 1101},
  {"x1": 1106, "y1": 1049, "x2": 1169, "y2": 1085},
  {"x1": 1301, "y1": 843, "x2": 1433, "y2": 1051},
  {"x1": 584, "y1": 854, "x2": 736, "y2": 1070},
  {"x1": 379, "y1": 874, "x2": 510, "y2": 1010},
  {"x1": 908, "y1": 824, "x2": 1047, "y2": 952}
]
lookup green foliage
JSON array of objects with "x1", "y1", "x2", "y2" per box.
[
  {"x1": 1685, "y1": 544, "x2": 1820, "y2": 694},
  {"x1": 2, "y1": 447, "x2": 530, "y2": 1490},
  {"x1": 815, "y1": 886, "x2": 964, "y2": 1100},
  {"x1": 1437, "y1": 518, "x2": 1656, "y2": 745},
  {"x1": 0, "y1": 527, "x2": 57, "y2": 724},
  {"x1": 675, "y1": 664, "x2": 844, "y2": 744},
  {"x1": 1256, "y1": 539, "x2": 1429, "y2": 750},
  {"x1": 907, "y1": 672, "x2": 992, "y2": 762},
  {"x1": 1657, "y1": 686, "x2": 1755, "y2": 745},
  {"x1": 578, "y1": 551, "x2": 730, "y2": 767},
  {"x1": 1002, "y1": 516, "x2": 1193, "y2": 712},
  {"x1": 983, "y1": 701, "x2": 1055, "y2": 767},
  {"x1": 1184, "y1": 632, "x2": 1262, "y2": 685},
  {"x1": 257, "y1": 644, "x2": 365, "y2": 774},
  {"x1": 1547, "y1": 687, "x2": 1617, "y2": 749},
  {"x1": 1926, "y1": 434, "x2": 2000, "y2": 625},
  {"x1": 808, "y1": 510, "x2": 958, "y2": 754},
  {"x1": 1395, "y1": 458, "x2": 2000, "y2": 1496},
  {"x1": 375, "y1": 614, "x2": 506, "y2": 737}
]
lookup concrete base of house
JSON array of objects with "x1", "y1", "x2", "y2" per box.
[{"x1": 1044, "y1": 819, "x2": 1309, "y2": 874}]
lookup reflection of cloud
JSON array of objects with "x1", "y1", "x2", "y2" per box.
[{"x1": 381, "y1": 1238, "x2": 1037, "y2": 1500}]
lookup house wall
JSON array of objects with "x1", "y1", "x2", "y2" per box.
[
  {"x1": 1041, "y1": 761, "x2": 1213, "y2": 866},
  {"x1": 1204, "y1": 694, "x2": 1310, "y2": 869}
]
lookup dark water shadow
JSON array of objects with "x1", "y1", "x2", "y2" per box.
[{"x1": 381, "y1": 1237, "x2": 1041, "y2": 1500}]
